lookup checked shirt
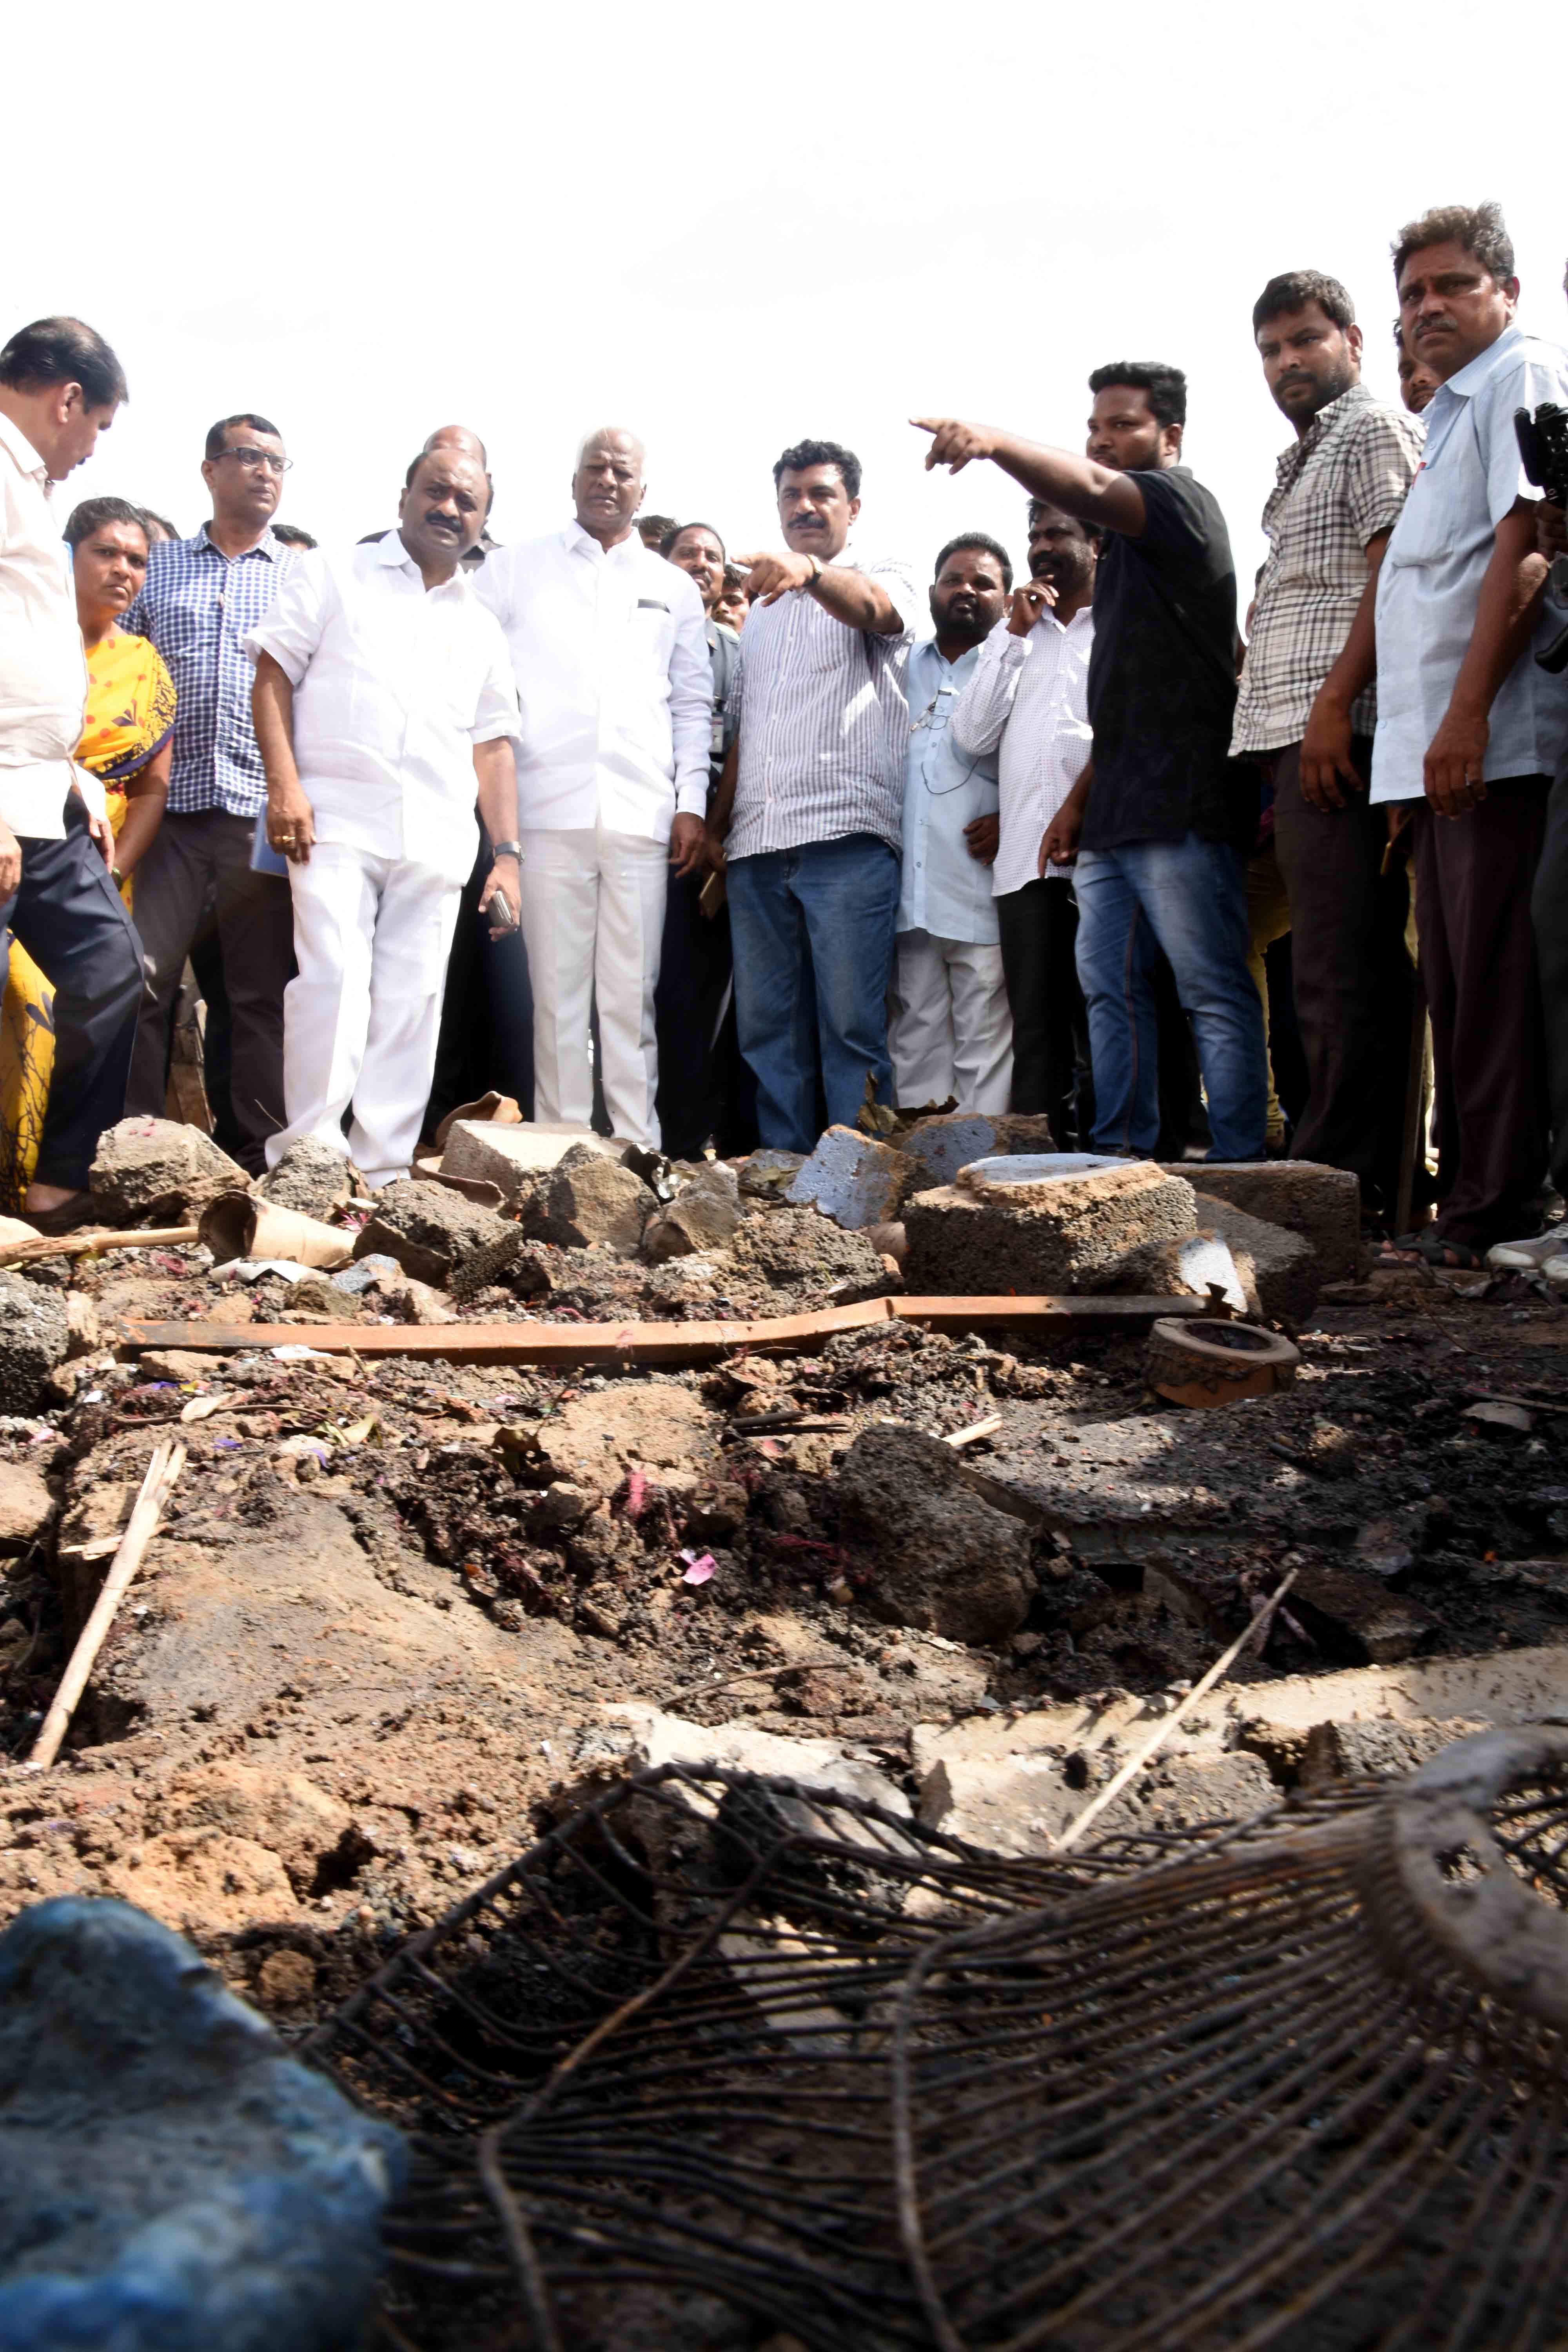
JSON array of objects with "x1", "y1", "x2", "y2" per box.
[
  {"x1": 125, "y1": 525, "x2": 296, "y2": 817},
  {"x1": 1232, "y1": 383, "x2": 1423, "y2": 756}
]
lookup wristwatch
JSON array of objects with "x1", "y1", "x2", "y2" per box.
[
  {"x1": 801, "y1": 557, "x2": 822, "y2": 590},
  {"x1": 491, "y1": 840, "x2": 522, "y2": 860}
]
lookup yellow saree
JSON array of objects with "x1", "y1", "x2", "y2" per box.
[{"x1": 0, "y1": 630, "x2": 176, "y2": 1206}]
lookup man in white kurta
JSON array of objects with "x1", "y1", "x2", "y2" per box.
[
  {"x1": 476, "y1": 427, "x2": 711, "y2": 1148},
  {"x1": 246, "y1": 447, "x2": 520, "y2": 1187}
]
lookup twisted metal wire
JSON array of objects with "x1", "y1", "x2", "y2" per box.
[{"x1": 305, "y1": 1742, "x2": 1568, "y2": 2352}]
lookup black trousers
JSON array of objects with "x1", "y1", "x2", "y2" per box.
[
  {"x1": 426, "y1": 832, "x2": 535, "y2": 1138},
  {"x1": 995, "y1": 878, "x2": 1093, "y2": 1147},
  {"x1": 1533, "y1": 740, "x2": 1568, "y2": 1201},
  {"x1": 126, "y1": 808, "x2": 293, "y2": 1174},
  {"x1": 1416, "y1": 775, "x2": 1550, "y2": 1250},
  {"x1": 2, "y1": 799, "x2": 145, "y2": 1191},
  {"x1": 654, "y1": 870, "x2": 757, "y2": 1161},
  {"x1": 1271, "y1": 738, "x2": 1415, "y2": 1217}
]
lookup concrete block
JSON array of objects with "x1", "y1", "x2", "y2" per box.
[
  {"x1": 1106, "y1": 1196, "x2": 1319, "y2": 1322},
  {"x1": 904, "y1": 1155, "x2": 1196, "y2": 1294},
  {"x1": 737, "y1": 1149, "x2": 806, "y2": 1200},
  {"x1": 1158, "y1": 1160, "x2": 1360, "y2": 1285},
  {"x1": 786, "y1": 1126, "x2": 919, "y2": 1230},
  {"x1": 441, "y1": 1120, "x2": 628, "y2": 1200},
  {"x1": 644, "y1": 1172, "x2": 742, "y2": 1261},
  {"x1": 89, "y1": 1116, "x2": 250, "y2": 1228},
  {"x1": 919, "y1": 1749, "x2": 1276, "y2": 1855},
  {"x1": 523, "y1": 1152, "x2": 657, "y2": 1255},
  {"x1": 900, "y1": 1111, "x2": 1058, "y2": 1190},
  {"x1": 836, "y1": 1425, "x2": 1034, "y2": 1643}
]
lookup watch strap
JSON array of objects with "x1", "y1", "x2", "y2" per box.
[{"x1": 491, "y1": 839, "x2": 522, "y2": 860}]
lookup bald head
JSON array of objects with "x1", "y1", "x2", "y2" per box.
[
  {"x1": 572, "y1": 425, "x2": 646, "y2": 550},
  {"x1": 425, "y1": 422, "x2": 487, "y2": 468}
]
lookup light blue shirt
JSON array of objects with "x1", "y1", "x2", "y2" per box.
[
  {"x1": 1371, "y1": 323, "x2": 1568, "y2": 803},
  {"x1": 896, "y1": 637, "x2": 1000, "y2": 944}
]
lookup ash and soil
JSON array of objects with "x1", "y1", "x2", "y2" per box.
[{"x1": 2, "y1": 1169, "x2": 1567, "y2": 2043}]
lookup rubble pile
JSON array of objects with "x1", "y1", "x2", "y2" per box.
[{"x1": 0, "y1": 1102, "x2": 1563, "y2": 2087}]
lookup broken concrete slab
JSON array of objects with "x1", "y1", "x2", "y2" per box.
[
  {"x1": 440, "y1": 1119, "x2": 628, "y2": 1200},
  {"x1": 253, "y1": 1138, "x2": 354, "y2": 1220},
  {"x1": 919, "y1": 1748, "x2": 1277, "y2": 1855},
  {"x1": 1158, "y1": 1160, "x2": 1360, "y2": 1286},
  {"x1": 0, "y1": 1461, "x2": 53, "y2": 1552},
  {"x1": 1104, "y1": 1230, "x2": 1249, "y2": 1314},
  {"x1": 643, "y1": 1172, "x2": 742, "y2": 1261},
  {"x1": 728, "y1": 1209, "x2": 890, "y2": 1294},
  {"x1": 738, "y1": 1149, "x2": 806, "y2": 1201},
  {"x1": 354, "y1": 1179, "x2": 526, "y2": 1291},
  {"x1": 899, "y1": 1110, "x2": 1058, "y2": 1189},
  {"x1": 604, "y1": 1701, "x2": 909, "y2": 1816},
  {"x1": 1285, "y1": 1561, "x2": 1438, "y2": 1664},
  {"x1": 1297, "y1": 1714, "x2": 1493, "y2": 1786},
  {"x1": 1191, "y1": 1194, "x2": 1320, "y2": 1321},
  {"x1": 836, "y1": 1425, "x2": 1035, "y2": 1644},
  {"x1": 0, "y1": 1272, "x2": 69, "y2": 1414},
  {"x1": 786, "y1": 1126, "x2": 919, "y2": 1230},
  {"x1": 89, "y1": 1117, "x2": 250, "y2": 1227},
  {"x1": 524, "y1": 1154, "x2": 657, "y2": 1255},
  {"x1": 904, "y1": 1156, "x2": 1196, "y2": 1294}
]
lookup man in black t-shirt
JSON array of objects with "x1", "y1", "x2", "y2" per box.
[{"x1": 915, "y1": 373, "x2": 1267, "y2": 1160}]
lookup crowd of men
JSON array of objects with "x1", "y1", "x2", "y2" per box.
[{"x1": 2, "y1": 198, "x2": 1566, "y2": 1272}]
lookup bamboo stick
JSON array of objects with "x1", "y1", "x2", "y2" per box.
[
  {"x1": 27, "y1": 1437, "x2": 186, "y2": 1769},
  {"x1": 0, "y1": 1224, "x2": 200, "y2": 1267}
]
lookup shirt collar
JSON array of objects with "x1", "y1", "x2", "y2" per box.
[
  {"x1": 0, "y1": 412, "x2": 50, "y2": 487},
  {"x1": 1275, "y1": 381, "x2": 1376, "y2": 474},
  {"x1": 197, "y1": 520, "x2": 283, "y2": 561},
  {"x1": 913, "y1": 635, "x2": 982, "y2": 680},
  {"x1": 375, "y1": 527, "x2": 472, "y2": 594},
  {"x1": 565, "y1": 519, "x2": 640, "y2": 561},
  {"x1": 1434, "y1": 319, "x2": 1526, "y2": 403}
]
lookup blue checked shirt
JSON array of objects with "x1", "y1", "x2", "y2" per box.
[{"x1": 124, "y1": 526, "x2": 296, "y2": 817}]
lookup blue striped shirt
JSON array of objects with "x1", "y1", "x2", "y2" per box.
[{"x1": 124, "y1": 525, "x2": 295, "y2": 817}]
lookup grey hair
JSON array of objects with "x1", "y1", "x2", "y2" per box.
[{"x1": 574, "y1": 425, "x2": 646, "y2": 474}]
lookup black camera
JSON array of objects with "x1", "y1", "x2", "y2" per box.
[{"x1": 1515, "y1": 402, "x2": 1568, "y2": 673}]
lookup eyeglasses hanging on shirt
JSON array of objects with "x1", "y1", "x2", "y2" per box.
[{"x1": 908, "y1": 678, "x2": 985, "y2": 795}]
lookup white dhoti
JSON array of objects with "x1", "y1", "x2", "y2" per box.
[
  {"x1": 889, "y1": 928, "x2": 1014, "y2": 1114},
  {"x1": 268, "y1": 842, "x2": 462, "y2": 1188},
  {"x1": 517, "y1": 820, "x2": 669, "y2": 1149}
]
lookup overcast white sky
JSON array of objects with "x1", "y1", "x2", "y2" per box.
[{"x1": 9, "y1": 2, "x2": 1565, "y2": 604}]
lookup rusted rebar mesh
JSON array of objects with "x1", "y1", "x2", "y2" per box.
[{"x1": 306, "y1": 1733, "x2": 1568, "y2": 2352}]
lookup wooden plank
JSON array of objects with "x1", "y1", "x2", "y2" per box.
[{"x1": 117, "y1": 1291, "x2": 1220, "y2": 1367}]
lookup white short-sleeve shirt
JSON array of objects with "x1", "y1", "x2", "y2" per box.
[{"x1": 245, "y1": 533, "x2": 518, "y2": 885}]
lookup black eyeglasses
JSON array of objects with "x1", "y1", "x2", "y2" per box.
[{"x1": 216, "y1": 446, "x2": 291, "y2": 475}]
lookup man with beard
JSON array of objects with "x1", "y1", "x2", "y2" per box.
[
  {"x1": 916, "y1": 372, "x2": 1265, "y2": 1162},
  {"x1": 888, "y1": 534, "x2": 1012, "y2": 1112},
  {"x1": 951, "y1": 503, "x2": 1098, "y2": 1142},
  {"x1": 710, "y1": 439, "x2": 915, "y2": 1148},
  {"x1": 1234, "y1": 269, "x2": 1423, "y2": 1228},
  {"x1": 247, "y1": 445, "x2": 519, "y2": 1189}
]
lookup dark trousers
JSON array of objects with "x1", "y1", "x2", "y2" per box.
[
  {"x1": 654, "y1": 871, "x2": 757, "y2": 1161},
  {"x1": 1414, "y1": 776, "x2": 1550, "y2": 1250},
  {"x1": 1530, "y1": 744, "x2": 1568, "y2": 1201},
  {"x1": 126, "y1": 809, "x2": 292, "y2": 1173},
  {"x1": 1, "y1": 799, "x2": 145, "y2": 1191},
  {"x1": 1272, "y1": 738, "x2": 1416, "y2": 1218},
  {"x1": 426, "y1": 833, "x2": 535, "y2": 1138},
  {"x1": 995, "y1": 878, "x2": 1093, "y2": 1147}
]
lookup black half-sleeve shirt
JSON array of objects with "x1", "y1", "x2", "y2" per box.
[{"x1": 1082, "y1": 465, "x2": 1251, "y2": 851}]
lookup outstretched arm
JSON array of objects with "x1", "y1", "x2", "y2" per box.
[{"x1": 911, "y1": 418, "x2": 1148, "y2": 538}]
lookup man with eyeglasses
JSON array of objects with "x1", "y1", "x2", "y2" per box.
[
  {"x1": 888, "y1": 535, "x2": 1013, "y2": 1113},
  {"x1": 122, "y1": 412, "x2": 298, "y2": 1171}
]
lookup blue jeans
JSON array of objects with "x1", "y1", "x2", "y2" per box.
[
  {"x1": 1074, "y1": 833, "x2": 1267, "y2": 1161},
  {"x1": 727, "y1": 834, "x2": 900, "y2": 1150}
]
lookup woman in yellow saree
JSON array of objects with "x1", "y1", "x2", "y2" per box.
[{"x1": 0, "y1": 500, "x2": 174, "y2": 1210}]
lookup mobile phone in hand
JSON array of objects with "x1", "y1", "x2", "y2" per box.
[{"x1": 486, "y1": 887, "x2": 518, "y2": 938}]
